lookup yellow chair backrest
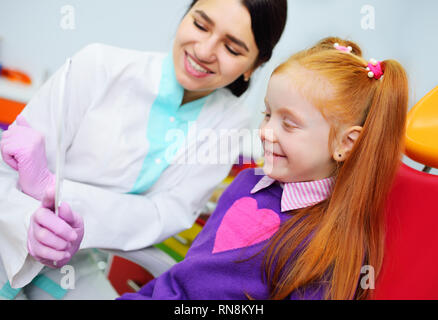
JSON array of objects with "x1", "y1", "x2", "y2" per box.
[{"x1": 405, "y1": 86, "x2": 438, "y2": 168}]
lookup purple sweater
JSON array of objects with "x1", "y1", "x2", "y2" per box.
[{"x1": 119, "y1": 169, "x2": 326, "y2": 300}]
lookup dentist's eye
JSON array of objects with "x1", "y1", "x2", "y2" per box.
[
  {"x1": 225, "y1": 45, "x2": 240, "y2": 56},
  {"x1": 194, "y1": 20, "x2": 208, "y2": 32}
]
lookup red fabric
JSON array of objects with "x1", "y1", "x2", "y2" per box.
[
  {"x1": 107, "y1": 256, "x2": 154, "y2": 295},
  {"x1": 371, "y1": 163, "x2": 438, "y2": 299}
]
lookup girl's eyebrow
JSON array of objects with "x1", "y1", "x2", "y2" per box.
[
  {"x1": 266, "y1": 98, "x2": 305, "y2": 125},
  {"x1": 265, "y1": 99, "x2": 304, "y2": 123},
  {"x1": 277, "y1": 106, "x2": 305, "y2": 125},
  {"x1": 194, "y1": 10, "x2": 250, "y2": 52}
]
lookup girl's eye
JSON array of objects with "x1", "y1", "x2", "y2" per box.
[
  {"x1": 225, "y1": 45, "x2": 240, "y2": 56},
  {"x1": 261, "y1": 111, "x2": 271, "y2": 119},
  {"x1": 194, "y1": 20, "x2": 207, "y2": 32},
  {"x1": 283, "y1": 119, "x2": 297, "y2": 129}
]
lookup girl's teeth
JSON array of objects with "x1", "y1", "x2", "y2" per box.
[{"x1": 188, "y1": 55, "x2": 210, "y2": 73}]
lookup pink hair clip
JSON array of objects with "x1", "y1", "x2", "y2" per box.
[
  {"x1": 334, "y1": 42, "x2": 353, "y2": 53},
  {"x1": 366, "y1": 58, "x2": 384, "y2": 80}
]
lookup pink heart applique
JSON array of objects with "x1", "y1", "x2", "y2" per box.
[{"x1": 212, "y1": 197, "x2": 280, "y2": 254}]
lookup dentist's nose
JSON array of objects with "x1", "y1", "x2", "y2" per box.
[{"x1": 195, "y1": 36, "x2": 217, "y2": 64}]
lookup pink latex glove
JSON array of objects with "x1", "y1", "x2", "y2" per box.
[
  {"x1": 0, "y1": 115, "x2": 55, "y2": 201},
  {"x1": 27, "y1": 186, "x2": 84, "y2": 268}
]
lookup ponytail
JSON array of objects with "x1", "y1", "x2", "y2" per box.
[{"x1": 323, "y1": 59, "x2": 408, "y2": 299}]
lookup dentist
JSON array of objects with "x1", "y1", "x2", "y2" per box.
[{"x1": 0, "y1": 0, "x2": 287, "y2": 299}]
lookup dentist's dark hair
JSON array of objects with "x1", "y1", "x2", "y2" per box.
[{"x1": 187, "y1": 0, "x2": 288, "y2": 97}]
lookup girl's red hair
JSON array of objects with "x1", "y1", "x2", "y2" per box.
[{"x1": 263, "y1": 37, "x2": 408, "y2": 300}]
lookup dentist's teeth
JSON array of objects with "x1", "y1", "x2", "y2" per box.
[{"x1": 187, "y1": 55, "x2": 210, "y2": 73}]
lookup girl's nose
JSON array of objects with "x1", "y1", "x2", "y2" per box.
[{"x1": 260, "y1": 122, "x2": 277, "y2": 143}]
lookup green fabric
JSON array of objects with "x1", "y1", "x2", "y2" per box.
[
  {"x1": 0, "y1": 281, "x2": 21, "y2": 300},
  {"x1": 30, "y1": 274, "x2": 67, "y2": 300},
  {"x1": 129, "y1": 53, "x2": 209, "y2": 194}
]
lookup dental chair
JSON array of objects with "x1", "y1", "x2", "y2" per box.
[{"x1": 371, "y1": 86, "x2": 438, "y2": 299}]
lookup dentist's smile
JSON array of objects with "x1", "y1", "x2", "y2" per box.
[{"x1": 184, "y1": 51, "x2": 215, "y2": 78}]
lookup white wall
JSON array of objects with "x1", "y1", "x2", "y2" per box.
[{"x1": 0, "y1": 0, "x2": 436, "y2": 173}]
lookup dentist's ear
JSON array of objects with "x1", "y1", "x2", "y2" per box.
[
  {"x1": 243, "y1": 59, "x2": 263, "y2": 82},
  {"x1": 333, "y1": 126, "x2": 362, "y2": 162},
  {"x1": 243, "y1": 69, "x2": 254, "y2": 82}
]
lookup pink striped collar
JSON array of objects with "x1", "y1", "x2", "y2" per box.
[{"x1": 250, "y1": 174, "x2": 336, "y2": 212}]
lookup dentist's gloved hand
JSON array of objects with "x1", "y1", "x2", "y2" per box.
[
  {"x1": 0, "y1": 115, "x2": 55, "y2": 201},
  {"x1": 27, "y1": 186, "x2": 84, "y2": 268}
]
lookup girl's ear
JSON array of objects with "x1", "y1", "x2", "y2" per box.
[{"x1": 333, "y1": 126, "x2": 362, "y2": 162}]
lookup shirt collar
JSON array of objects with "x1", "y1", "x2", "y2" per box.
[
  {"x1": 250, "y1": 172, "x2": 336, "y2": 212},
  {"x1": 160, "y1": 53, "x2": 184, "y2": 112}
]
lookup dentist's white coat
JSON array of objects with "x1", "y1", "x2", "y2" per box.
[{"x1": 0, "y1": 43, "x2": 251, "y2": 288}]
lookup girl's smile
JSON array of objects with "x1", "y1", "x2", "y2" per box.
[{"x1": 263, "y1": 142, "x2": 287, "y2": 163}]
